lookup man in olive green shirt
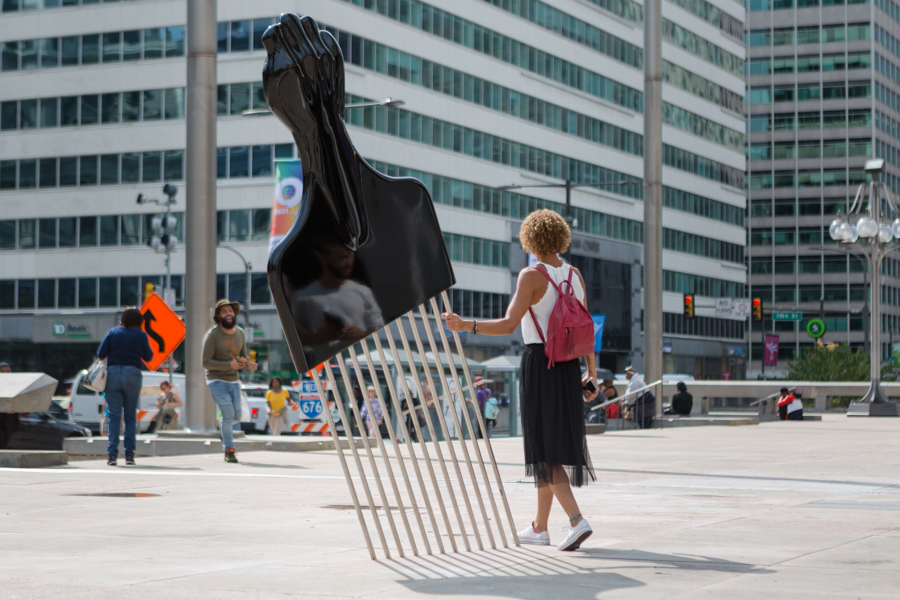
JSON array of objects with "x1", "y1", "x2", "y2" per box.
[{"x1": 203, "y1": 299, "x2": 257, "y2": 463}]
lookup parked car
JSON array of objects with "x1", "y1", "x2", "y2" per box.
[
  {"x1": 0, "y1": 412, "x2": 91, "y2": 451},
  {"x1": 48, "y1": 398, "x2": 70, "y2": 421},
  {"x1": 68, "y1": 370, "x2": 185, "y2": 434}
]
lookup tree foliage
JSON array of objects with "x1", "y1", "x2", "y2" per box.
[{"x1": 785, "y1": 343, "x2": 890, "y2": 381}]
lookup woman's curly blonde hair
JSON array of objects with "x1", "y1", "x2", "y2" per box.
[{"x1": 519, "y1": 209, "x2": 570, "y2": 256}]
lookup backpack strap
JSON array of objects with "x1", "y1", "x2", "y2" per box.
[{"x1": 527, "y1": 264, "x2": 558, "y2": 345}]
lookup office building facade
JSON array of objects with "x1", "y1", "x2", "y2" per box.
[
  {"x1": 0, "y1": 0, "x2": 746, "y2": 384},
  {"x1": 746, "y1": 0, "x2": 900, "y2": 374}
]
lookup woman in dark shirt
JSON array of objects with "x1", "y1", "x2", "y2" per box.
[{"x1": 97, "y1": 308, "x2": 153, "y2": 466}]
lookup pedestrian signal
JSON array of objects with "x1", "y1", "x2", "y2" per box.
[
  {"x1": 752, "y1": 297, "x2": 763, "y2": 321},
  {"x1": 683, "y1": 294, "x2": 694, "y2": 318}
]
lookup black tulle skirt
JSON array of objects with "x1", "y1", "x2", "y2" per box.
[{"x1": 520, "y1": 344, "x2": 595, "y2": 487}]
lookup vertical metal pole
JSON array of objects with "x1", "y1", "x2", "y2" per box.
[
  {"x1": 564, "y1": 180, "x2": 573, "y2": 264},
  {"x1": 184, "y1": 0, "x2": 217, "y2": 432},
  {"x1": 643, "y1": 0, "x2": 663, "y2": 417},
  {"x1": 869, "y1": 247, "x2": 883, "y2": 399}
]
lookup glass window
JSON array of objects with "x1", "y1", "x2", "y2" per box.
[
  {"x1": 99, "y1": 277, "x2": 117, "y2": 307},
  {"x1": 251, "y1": 145, "x2": 271, "y2": 177},
  {"x1": 2, "y1": 0, "x2": 19, "y2": 11},
  {"x1": 122, "y1": 91, "x2": 140, "y2": 121},
  {"x1": 121, "y1": 153, "x2": 140, "y2": 183},
  {"x1": 274, "y1": 143, "x2": 292, "y2": 158},
  {"x1": 39, "y1": 158, "x2": 57, "y2": 188},
  {"x1": 253, "y1": 19, "x2": 273, "y2": 50},
  {"x1": 217, "y1": 22, "x2": 228, "y2": 52},
  {"x1": 1, "y1": 100, "x2": 16, "y2": 130},
  {"x1": 102, "y1": 32, "x2": 121, "y2": 62},
  {"x1": 216, "y1": 274, "x2": 226, "y2": 300},
  {"x1": 19, "y1": 159, "x2": 36, "y2": 188},
  {"x1": 144, "y1": 28, "x2": 163, "y2": 59},
  {"x1": 20, "y1": 39, "x2": 38, "y2": 70},
  {"x1": 18, "y1": 279, "x2": 35, "y2": 309},
  {"x1": 216, "y1": 211, "x2": 227, "y2": 242},
  {"x1": 252, "y1": 209, "x2": 270, "y2": 241},
  {"x1": 0, "y1": 160, "x2": 15, "y2": 189},
  {"x1": 217, "y1": 147, "x2": 227, "y2": 178},
  {"x1": 228, "y1": 273, "x2": 246, "y2": 304},
  {"x1": 58, "y1": 217, "x2": 76, "y2": 247},
  {"x1": 78, "y1": 278, "x2": 97, "y2": 308},
  {"x1": 61, "y1": 36, "x2": 78, "y2": 66},
  {"x1": 79, "y1": 155, "x2": 97, "y2": 185},
  {"x1": 100, "y1": 215, "x2": 118, "y2": 245},
  {"x1": 120, "y1": 276, "x2": 138, "y2": 307},
  {"x1": 57, "y1": 278, "x2": 75, "y2": 308},
  {"x1": 142, "y1": 89, "x2": 162, "y2": 120},
  {"x1": 230, "y1": 20, "x2": 250, "y2": 51},
  {"x1": 122, "y1": 30, "x2": 141, "y2": 61},
  {"x1": 230, "y1": 83, "x2": 250, "y2": 115},
  {"x1": 165, "y1": 26, "x2": 185, "y2": 57},
  {"x1": 252, "y1": 81, "x2": 266, "y2": 110},
  {"x1": 60, "y1": 96, "x2": 77, "y2": 126},
  {"x1": 100, "y1": 154, "x2": 119, "y2": 185},
  {"x1": 38, "y1": 219, "x2": 56, "y2": 248},
  {"x1": 0, "y1": 220, "x2": 14, "y2": 249},
  {"x1": 81, "y1": 34, "x2": 99, "y2": 64},
  {"x1": 121, "y1": 214, "x2": 140, "y2": 245},
  {"x1": 1, "y1": 41, "x2": 18, "y2": 71},
  {"x1": 164, "y1": 150, "x2": 183, "y2": 181},
  {"x1": 40, "y1": 97, "x2": 58, "y2": 128},
  {"x1": 0, "y1": 280, "x2": 13, "y2": 310},
  {"x1": 101, "y1": 93, "x2": 119, "y2": 123},
  {"x1": 79, "y1": 216, "x2": 97, "y2": 246},
  {"x1": 229, "y1": 146, "x2": 249, "y2": 177},
  {"x1": 142, "y1": 151, "x2": 161, "y2": 182},
  {"x1": 18, "y1": 220, "x2": 35, "y2": 249},
  {"x1": 251, "y1": 272, "x2": 270, "y2": 304},
  {"x1": 164, "y1": 87, "x2": 184, "y2": 119},
  {"x1": 217, "y1": 84, "x2": 228, "y2": 116},
  {"x1": 40, "y1": 37, "x2": 59, "y2": 68},
  {"x1": 80, "y1": 94, "x2": 98, "y2": 124},
  {"x1": 20, "y1": 99, "x2": 36, "y2": 129},
  {"x1": 59, "y1": 156, "x2": 77, "y2": 186},
  {"x1": 228, "y1": 210, "x2": 250, "y2": 241}
]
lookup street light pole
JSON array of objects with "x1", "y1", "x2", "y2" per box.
[{"x1": 564, "y1": 180, "x2": 573, "y2": 263}]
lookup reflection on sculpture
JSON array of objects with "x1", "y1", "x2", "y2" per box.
[{"x1": 262, "y1": 13, "x2": 454, "y2": 372}]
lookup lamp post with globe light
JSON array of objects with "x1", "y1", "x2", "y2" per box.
[{"x1": 828, "y1": 158, "x2": 899, "y2": 416}]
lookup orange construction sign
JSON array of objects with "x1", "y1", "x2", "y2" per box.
[{"x1": 139, "y1": 292, "x2": 186, "y2": 371}]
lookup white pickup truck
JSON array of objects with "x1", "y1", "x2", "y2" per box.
[
  {"x1": 241, "y1": 382, "x2": 343, "y2": 435},
  {"x1": 68, "y1": 369, "x2": 185, "y2": 434}
]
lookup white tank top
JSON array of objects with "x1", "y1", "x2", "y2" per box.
[{"x1": 521, "y1": 262, "x2": 585, "y2": 345}]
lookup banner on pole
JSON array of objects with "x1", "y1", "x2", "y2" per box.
[
  {"x1": 269, "y1": 159, "x2": 304, "y2": 254},
  {"x1": 591, "y1": 314, "x2": 605, "y2": 352},
  {"x1": 764, "y1": 334, "x2": 779, "y2": 366}
]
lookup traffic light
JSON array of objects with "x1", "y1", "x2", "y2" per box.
[
  {"x1": 752, "y1": 297, "x2": 763, "y2": 321},
  {"x1": 683, "y1": 294, "x2": 695, "y2": 318},
  {"x1": 144, "y1": 282, "x2": 155, "y2": 302}
]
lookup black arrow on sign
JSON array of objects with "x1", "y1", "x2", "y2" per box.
[{"x1": 143, "y1": 310, "x2": 165, "y2": 354}]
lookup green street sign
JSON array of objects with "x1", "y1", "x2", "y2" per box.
[
  {"x1": 806, "y1": 318, "x2": 826, "y2": 339},
  {"x1": 772, "y1": 311, "x2": 802, "y2": 321}
]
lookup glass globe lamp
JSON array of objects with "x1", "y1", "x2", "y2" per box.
[
  {"x1": 847, "y1": 224, "x2": 859, "y2": 243},
  {"x1": 893, "y1": 219, "x2": 900, "y2": 240},
  {"x1": 856, "y1": 217, "x2": 878, "y2": 238},
  {"x1": 829, "y1": 219, "x2": 843, "y2": 240},
  {"x1": 879, "y1": 225, "x2": 894, "y2": 243},
  {"x1": 836, "y1": 222, "x2": 852, "y2": 241}
]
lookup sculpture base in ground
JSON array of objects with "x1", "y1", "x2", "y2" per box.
[{"x1": 848, "y1": 402, "x2": 899, "y2": 417}]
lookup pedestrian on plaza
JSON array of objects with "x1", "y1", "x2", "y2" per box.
[
  {"x1": 443, "y1": 209, "x2": 598, "y2": 552},
  {"x1": 776, "y1": 387, "x2": 793, "y2": 421},
  {"x1": 668, "y1": 381, "x2": 693, "y2": 416},
  {"x1": 419, "y1": 380, "x2": 444, "y2": 442},
  {"x1": 97, "y1": 307, "x2": 153, "y2": 466},
  {"x1": 360, "y1": 385, "x2": 384, "y2": 438},
  {"x1": 153, "y1": 380, "x2": 182, "y2": 431},
  {"x1": 787, "y1": 389, "x2": 804, "y2": 421},
  {"x1": 624, "y1": 367, "x2": 653, "y2": 429},
  {"x1": 266, "y1": 377, "x2": 291, "y2": 436},
  {"x1": 202, "y1": 299, "x2": 257, "y2": 463},
  {"x1": 0, "y1": 361, "x2": 11, "y2": 373},
  {"x1": 474, "y1": 376, "x2": 499, "y2": 439}
]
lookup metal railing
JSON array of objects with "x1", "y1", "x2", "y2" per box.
[{"x1": 589, "y1": 379, "x2": 663, "y2": 430}]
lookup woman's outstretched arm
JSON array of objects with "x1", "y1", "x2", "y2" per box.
[{"x1": 443, "y1": 268, "x2": 545, "y2": 336}]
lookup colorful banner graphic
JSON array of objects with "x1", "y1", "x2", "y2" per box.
[
  {"x1": 269, "y1": 159, "x2": 304, "y2": 254},
  {"x1": 764, "y1": 334, "x2": 780, "y2": 366},
  {"x1": 591, "y1": 314, "x2": 605, "y2": 352}
]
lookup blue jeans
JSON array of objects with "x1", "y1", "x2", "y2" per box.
[
  {"x1": 209, "y1": 380, "x2": 242, "y2": 450},
  {"x1": 106, "y1": 365, "x2": 142, "y2": 457}
]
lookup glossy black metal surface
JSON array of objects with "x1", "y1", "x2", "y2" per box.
[{"x1": 262, "y1": 14, "x2": 455, "y2": 373}]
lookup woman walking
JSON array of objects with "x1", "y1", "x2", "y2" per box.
[
  {"x1": 97, "y1": 307, "x2": 153, "y2": 466},
  {"x1": 443, "y1": 209, "x2": 598, "y2": 551},
  {"x1": 266, "y1": 377, "x2": 291, "y2": 435},
  {"x1": 360, "y1": 385, "x2": 384, "y2": 438}
]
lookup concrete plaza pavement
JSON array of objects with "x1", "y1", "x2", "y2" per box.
[{"x1": 2, "y1": 415, "x2": 900, "y2": 599}]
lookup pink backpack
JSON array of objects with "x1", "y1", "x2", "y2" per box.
[{"x1": 528, "y1": 264, "x2": 595, "y2": 369}]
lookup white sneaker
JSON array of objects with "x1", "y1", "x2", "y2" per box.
[
  {"x1": 558, "y1": 518, "x2": 592, "y2": 551},
  {"x1": 515, "y1": 524, "x2": 550, "y2": 546}
]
